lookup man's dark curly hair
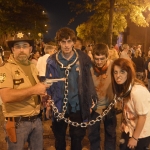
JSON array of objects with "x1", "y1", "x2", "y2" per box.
[{"x1": 55, "y1": 27, "x2": 77, "y2": 44}]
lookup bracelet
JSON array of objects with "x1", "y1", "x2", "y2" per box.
[{"x1": 132, "y1": 136, "x2": 138, "y2": 141}]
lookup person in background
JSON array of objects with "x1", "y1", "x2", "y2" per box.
[
  {"x1": 89, "y1": 43, "x2": 117, "y2": 150},
  {"x1": 119, "y1": 43, "x2": 123, "y2": 54},
  {"x1": 137, "y1": 44, "x2": 142, "y2": 53},
  {"x1": 45, "y1": 27, "x2": 97, "y2": 150},
  {"x1": 36, "y1": 44, "x2": 56, "y2": 120},
  {"x1": 86, "y1": 44, "x2": 94, "y2": 61},
  {"x1": 108, "y1": 47, "x2": 119, "y2": 61},
  {"x1": 0, "y1": 32, "x2": 48, "y2": 150},
  {"x1": 145, "y1": 48, "x2": 150, "y2": 62},
  {"x1": 73, "y1": 37, "x2": 83, "y2": 50},
  {"x1": 127, "y1": 49, "x2": 132, "y2": 59},
  {"x1": 132, "y1": 49, "x2": 145, "y2": 81},
  {"x1": 73, "y1": 37, "x2": 87, "y2": 54},
  {"x1": 144, "y1": 49, "x2": 150, "y2": 91},
  {"x1": 88, "y1": 49, "x2": 93, "y2": 61},
  {"x1": 40, "y1": 41, "x2": 45, "y2": 56},
  {"x1": 130, "y1": 45, "x2": 136, "y2": 58},
  {"x1": 36, "y1": 44, "x2": 56, "y2": 82},
  {"x1": 30, "y1": 50, "x2": 40, "y2": 66},
  {"x1": 111, "y1": 58, "x2": 150, "y2": 150},
  {"x1": 114, "y1": 44, "x2": 119, "y2": 53},
  {"x1": 120, "y1": 44, "x2": 131, "y2": 60},
  {"x1": 141, "y1": 52, "x2": 146, "y2": 62},
  {"x1": 81, "y1": 45, "x2": 87, "y2": 53}
]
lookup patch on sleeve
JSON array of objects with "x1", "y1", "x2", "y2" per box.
[{"x1": 0, "y1": 73, "x2": 6, "y2": 83}]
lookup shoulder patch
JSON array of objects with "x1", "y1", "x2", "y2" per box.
[
  {"x1": 0, "y1": 62, "x2": 5, "y2": 67},
  {"x1": 0, "y1": 73, "x2": 6, "y2": 83}
]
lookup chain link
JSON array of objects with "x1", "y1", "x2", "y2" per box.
[
  {"x1": 55, "y1": 49, "x2": 79, "y2": 116},
  {"x1": 53, "y1": 49, "x2": 122, "y2": 127},
  {"x1": 50, "y1": 93, "x2": 122, "y2": 127}
]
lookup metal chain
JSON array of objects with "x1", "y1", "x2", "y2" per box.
[
  {"x1": 61, "y1": 69, "x2": 69, "y2": 115},
  {"x1": 56, "y1": 48, "x2": 79, "y2": 69},
  {"x1": 55, "y1": 48, "x2": 79, "y2": 118},
  {"x1": 54, "y1": 49, "x2": 123, "y2": 127},
  {"x1": 50, "y1": 95, "x2": 122, "y2": 127}
]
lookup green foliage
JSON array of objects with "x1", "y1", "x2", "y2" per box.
[
  {"x1": 69, "y1": 0, "x2": 150, "y2": 45},
  {"x1": 0, "y1": 0, "x2": 49, "y2": 38}
]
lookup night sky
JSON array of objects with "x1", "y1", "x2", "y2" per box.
[{"x1": 34, "y1": 0, "x2": 88, "y2": 41}]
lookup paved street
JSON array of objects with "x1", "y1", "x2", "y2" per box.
[{"x1": 0, "y1": 106, "x2": 122, "y2": 150}]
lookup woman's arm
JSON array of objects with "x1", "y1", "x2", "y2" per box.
[
  {"x1": 132, "y1": 115, "x2": 146, "y2": 139},
  {"x1": 127, "y1": 115, "x2": 146, "y2": 149}
]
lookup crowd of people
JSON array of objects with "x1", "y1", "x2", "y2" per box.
[{"x1": 0, "y1": 27, "x2": 150, "y2": 150}]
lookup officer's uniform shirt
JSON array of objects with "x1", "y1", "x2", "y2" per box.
[{"x1": 0, "y1": 54, "x2": 40, "y2": 117}]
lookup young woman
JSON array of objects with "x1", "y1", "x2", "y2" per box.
[{"x1": 111, "y1": 58, "x2": 150, "y2": 150}]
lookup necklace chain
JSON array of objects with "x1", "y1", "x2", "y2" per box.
[
  {"x1": 56, "y1": 48, "x2": 78, "y2": 69},
  {"x1": 55, "y1": 48, "x2": 78, "y2": 116}
]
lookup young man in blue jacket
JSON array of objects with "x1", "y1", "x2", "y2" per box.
[{"x1": 46, "y1": 27, "x2": 97, "y2": 150}]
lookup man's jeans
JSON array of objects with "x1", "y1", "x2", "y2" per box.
[
  {"x1": 4, "y1": 118, "x2": 43, "y2": 150},
  {"x1": 88, "y1": 108, "x2": 117, "y2": 150},
  {"x1": 52, "y1": 111, "x2": 86, "y2": 150}
]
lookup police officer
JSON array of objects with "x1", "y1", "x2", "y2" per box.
[{"x1": 0, "y1": 32, "x2": 48, "y2": 150}]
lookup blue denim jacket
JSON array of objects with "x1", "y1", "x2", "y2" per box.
[{"x1": 46, "y1": 49, "x2": 98, "y2": 120}]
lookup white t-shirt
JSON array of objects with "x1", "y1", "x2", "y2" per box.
[
  {"x1": 36, "y1": 54, "x2": 50, "y2": 76},
  {"x1": 122, "y1": 84, "x2": 150, "y2": 138}
]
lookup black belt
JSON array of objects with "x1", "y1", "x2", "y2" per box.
[{"x1": 6, "y1": 115, "x2": 39, "y2": 122}]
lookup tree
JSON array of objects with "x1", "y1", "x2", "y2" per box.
[
  {"x1": 69, "y1": 0, "x2": 150, "y2": 47},
  {"x1": 0, "y1": 0, "x2": 49, "y2": 47}
]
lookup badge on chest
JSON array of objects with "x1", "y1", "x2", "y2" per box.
[
  {"x1": 13, "y1": 78, "x2": 24, "y2": 85},
  {"x1": 13, "y1": 70, "x2": 24, "y2": 85}
]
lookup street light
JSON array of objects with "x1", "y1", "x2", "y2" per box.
[{"x1": 42, "y1": 11, "x2": 46, "y2": 15}]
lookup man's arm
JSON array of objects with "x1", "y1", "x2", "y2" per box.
[{"x1": 0, "y1": 82, "x2": 47, "y2": 103}]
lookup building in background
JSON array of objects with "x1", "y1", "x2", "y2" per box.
[{"x1": 123, "y1": 19, "x2": 150, "y2": 55}]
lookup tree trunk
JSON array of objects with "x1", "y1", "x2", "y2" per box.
[{"x1": 108, "y1": 0, "x2": 115, "y2": 48}]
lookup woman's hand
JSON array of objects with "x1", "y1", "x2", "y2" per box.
[{"x1": 127, "y1": 137, "x2": 138, "y2": 149}]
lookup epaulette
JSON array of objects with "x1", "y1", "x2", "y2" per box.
[{"x1": 0, "y1": 62, "x2": 5, "y2": 67}]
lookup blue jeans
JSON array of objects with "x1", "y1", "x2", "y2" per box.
[
  {"x1": 88, "y1": 108, "x2": 117, "y2": 150},
  {"x1": 52, "y1": 111, "x2": 86, "y2": 150},
  {"x1": 4, "y1": 118, "x2": 43, "y2": 150}
]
